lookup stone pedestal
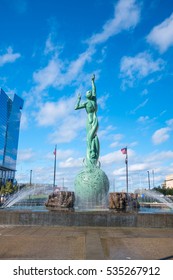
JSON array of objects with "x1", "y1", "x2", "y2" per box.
[
  {"x1": 109, "y1": 192, "x2": 127, "y2": 210},
  {"x1": 45, "y1": 191, "x2": 75, "y2": 210},
  {"x1": 74, "y1": 165, "x2": 109, "y2": 209},
  {"x1": 109, "y1": 192, "x2": 140, "y2": 211}
]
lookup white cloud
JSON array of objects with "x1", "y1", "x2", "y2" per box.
[
  {"x1": 20, "y1": 112, "x2": 28, "y2": 130},
  {"x1": 147, "y1": 13, "x2": 173, "y2": 53},
  {"x1": 129, "y1": 141, "x2": 138, "y2": 147},
  {"x1": 35, "y1": 94, "x2": 86, "y2": 144},
  {"x1": 120, "y1": 52, "x2": 165, "y2": 89},
  {"x1": 59, "y1": 157, "x2": 83, "y2": 168},
  {"x1": 110, "y1": 141, "x2": 120, "y2": 148},
  {"x1": 152, "y1": 127, "x2": 171, "y2": 145},
  {"x1": 32, "y1": 0, "x2": 141, "y2": 94},
  {"x1": 87, "y1": 0, "x2": 141, "y2": 46},
  {"x1": 0, "y1": 47, "x2": 21, "y2": 67},
  {"x1": 141, "y1": 89, "x2": 149, "y2": 96},
  {"x1": 33, "y1": 57, "x2": 62, "y2": 92},
  {"x1": 44, "y1": 32, "x2": 60, "y2": 55},
  {"x1": 166, "y1": 119, "x2": 173, "y2": 127},
  {"x1": 137, "y1": 116, "x2": 149, "y2": 123},
  {"x1": 48, "y1": 114, "x2": 86, "y2": 143},
  {"x1": 35, "y1": 97, "x2": 75, "y2": 126},
  {"x1": 129, "y1": 163, "x2": 150, "y2": 172},
  {"x1": 97, "y1": 93, "x2": 109, "y2": 109},
  {"x1": 130, "y1": 98, "x2": 149, "y2": 114},
  {"x1": 147, "y1": 150, "x2": 173, "y2": 162},
  {"x1": 147, "y1": 74, "x2": 162, "y2": 85},
  {"x1": 110, "y1": 134, "x2": 124, "y2": 148},
  {"x1": 98, "y1": 125, "x2": 116, "y2": 139},
  {"x1": 99, "y1": 151, "x2": 121, "y2": 165},
  {"x1": 100, "y1": 148, "x2": 135, "y2": 165},
  {"x1": 33, "y1": 47, "x2": 95, "y2": 92},
  {"x1": 152, "y1": 119, "x2": 173, "y2": 145},
  {"x1": 17, "y1": 148, "x2": 35, "y2": 162},
  {"x1": 37, "y1": 102, "x2": 62, "y2": 126}
]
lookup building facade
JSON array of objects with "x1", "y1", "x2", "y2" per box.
[
  {"x1": 0, "y1": 88, "x2": 24, "y2": 183},
  {"x1": 165, "y1": 174, "x2": 173, "y2": 189}
]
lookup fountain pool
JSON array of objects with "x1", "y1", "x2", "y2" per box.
[{"x1": 1, "y1": 186, "x2": 173, "y2": 228}]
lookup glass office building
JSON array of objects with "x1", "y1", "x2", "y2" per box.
[{"x1": 0, "y1": 88, "x2": 24, "y2": 183}]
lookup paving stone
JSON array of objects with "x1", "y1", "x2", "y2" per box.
[{"x1": 0, "y1": 226, "x2": 173, "y2": 260}]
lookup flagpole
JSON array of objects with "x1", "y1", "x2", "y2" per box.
[
  {"x1": 121, "y1": 147, "x2": 129, "y2": 194},
  {"x1": 125, "y1": 147, "x2": 128, "y2": 193},
  {"x1": 53, "y1": 145, "x2": 57, "y2": 188}
]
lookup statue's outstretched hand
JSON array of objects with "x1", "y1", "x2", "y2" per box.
[
  {"x1": 78, "y1": 93, "x2": 81, "y2": 100},
  {"x1": 91, "y1": 74, "x2": 95, "y2": 81}
]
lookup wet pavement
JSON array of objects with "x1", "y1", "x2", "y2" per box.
[{"x1": 0, "y1": 225, "x2": 173, "y2": 260}]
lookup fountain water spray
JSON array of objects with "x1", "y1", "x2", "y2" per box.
[
  {"x1": 139, "y1": 189, "x2": 173, "y2": 209},
  {"x1": 1, "y1": 184, "x2": 53, "y2": 208}
]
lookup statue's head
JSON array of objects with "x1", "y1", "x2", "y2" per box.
[{"x1": 86, "y1": 90, "x2": 92, "y2": 99}]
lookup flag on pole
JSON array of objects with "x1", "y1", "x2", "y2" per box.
[
  {"x1": 121, "y1": 147, "x2": 128, "y2": 193},
  {"x1": 121, "y1": 147, "x2": 127, "y2": 154},
  {"x1": 53, "y1": 147, "x2": 57, "y2": 156},
  {"x1": 53, "y1": 145, "x2": 57, "y2": 188}
]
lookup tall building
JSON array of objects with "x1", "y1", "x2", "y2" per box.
[{"x1": 0, "y1": 88, "x2": 24, "y2": 183}]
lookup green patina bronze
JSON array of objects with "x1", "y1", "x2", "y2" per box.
[
  {"x1": 74, "y1": 74, "x2": 109, "y2": 208},
  {"x1": 75, "y1": 74, "x2": 99, "y2": 167}
]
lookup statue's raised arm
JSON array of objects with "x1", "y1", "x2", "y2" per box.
[
  {"x1": 75, "y1": 93, "x2": 86, "y2": 110},
  {"x1": 91, "y1": 74, "x2": 96, "y2": 97}
]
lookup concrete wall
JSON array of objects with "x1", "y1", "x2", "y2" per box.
[{"x1": 0, "y1": 210, "x2": 173, "y2": 228}]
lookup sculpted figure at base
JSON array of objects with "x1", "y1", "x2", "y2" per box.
[
  {"x1": 75, "y1": 74, "x2": 99, "y2": 167},
  {"x1": 109, "y1": 192, "x2": 140, "y2": 211},
  {"x1": 45, "y1": 191, "x2": 75, "y2": 210}
]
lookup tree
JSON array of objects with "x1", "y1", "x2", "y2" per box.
[
  {"x1": 0, "y1": 185, "x2": 5, "y2": 195},
  {"x1": 5, "y1": 181, "x2": 14, "y2": 194}
]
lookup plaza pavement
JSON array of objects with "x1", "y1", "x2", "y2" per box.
[{"x1": 0, "y1": 225, "x2": 173, "y2": 260}]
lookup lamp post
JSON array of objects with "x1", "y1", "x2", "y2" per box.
[
  {"x1": 53, "y1": 145, "x2": 57, "y2": 189},
  {"x1": 121, "y1": 147, "x2": 128, "y2": 193},
  {"x1": 147, "y1": 170, "x2": 151, "y2": 190},
  {"x1": 152, "y1": 170, "x2": 155, "y2": 188},
  {"x1": 30, "y1": 169, "x2": 32, "y2": 186}
]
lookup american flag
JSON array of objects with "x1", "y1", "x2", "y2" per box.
[
  {"x1": 53, "y1": 145, "x2": 57, "y2": 156},
  {"x1": 121, "y1": 147, "x2": 127, "y2": 154}
]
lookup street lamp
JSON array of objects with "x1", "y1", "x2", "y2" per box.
[
  {"x1": 147, "y1": 170, "x2": 151, "y2": 190},
  {"x1": 152, "y1": 170, "x2": 155, "y2": 188},
  {"x1": 30, "y1": 170, "x2": 32, "y2": 186}
]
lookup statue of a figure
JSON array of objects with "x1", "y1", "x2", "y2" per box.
[{"x1": 75, "y1": 74, "x2": 100, "y2": 166}]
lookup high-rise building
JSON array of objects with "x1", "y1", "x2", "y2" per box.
[{"x1": 0, "y1": 88, "x2": 24, "y2": 183}]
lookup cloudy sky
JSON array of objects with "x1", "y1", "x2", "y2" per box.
[{"x1": 1, "y1": 0, "x2": 173, "y2": 192}]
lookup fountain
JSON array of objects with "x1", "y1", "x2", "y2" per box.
[
  {"x1": 1, "y1": 184, "x2": 52, "y2": 209},
  {"x1": 140, "y1": 189, "x2": 173, "y2": 206},
  {"x1": 137, "y1": 189, "x2": 173, "y2": 211},
  {"x1": 45, "y1": 74, "x2": 110, "y2": 211},
  {"x1": 0, "y1": 75, "x2": 173, "y2": 228},
  {"x1": 1, "y1": 177, "x2": 173, "y2": 228}
]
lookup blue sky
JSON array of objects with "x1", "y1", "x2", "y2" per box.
[{"x1": 1, "y1": 0, "x2": 173, "y2": 191}]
